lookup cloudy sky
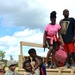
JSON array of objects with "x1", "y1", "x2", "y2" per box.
[{"x1": 0, "y1": 0, "x2": 75, "y2": 60}]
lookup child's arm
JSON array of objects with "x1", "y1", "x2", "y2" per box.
[
  {"x1": 58, "y1": 21, "x2": 64, "y2": 45},
  {"x1": 43, "y1": 31, "x2": 47, "y2": 48},
  {"x1": 30, "y1": 57, "x2": 35, "y2": 69},
  {"x1": 33, "y1": 57, "x2": 41, "y2": 70},
  {"x1": 58, "y1": 30, "x2": 64, "y2": 45}
]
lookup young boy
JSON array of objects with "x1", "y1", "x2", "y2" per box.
[
  {"x1": 23, "y1": 60, "x2": 36, "y2": 75},
  {"x1": 59, "y1": 9, "x2": 75, "y2": 68},
  {"x1": 28, "y1": 48, "x2": 46, "y2": 75}
]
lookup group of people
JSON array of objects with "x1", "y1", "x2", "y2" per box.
[
  {"x1": 0, "y1": 9, "x2": 75, "y2": 75},
  {"x1": 0, "y1": 48, "x2": 46, "y2": 75},
  {"x1": 23, "y1": 8, "x2": 75, "y2": 75},
  {"x1": 23, "y1": 9, "x2": 75, "y2": 75},
  {"x1": 43, "y1": 9, "x2": 75, "y2": 68},
  {"x1": 23, "y1": 48, "x2": 46, "y2": 75},
  {"x1": 0, "y1": 59, "x2": 18, "y2": 75}
]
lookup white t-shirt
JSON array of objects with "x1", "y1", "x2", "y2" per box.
[{"x1": 24, "y1": 72, "x2": 36, "y2": 75}]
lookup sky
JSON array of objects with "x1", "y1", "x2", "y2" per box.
[{"x1": 0, "y1": 0, "x2": 75, "y2": 61}]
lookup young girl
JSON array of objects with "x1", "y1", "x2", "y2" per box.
[{"x1": 43, "y1": 11, "x2": 61, "y2": 68}]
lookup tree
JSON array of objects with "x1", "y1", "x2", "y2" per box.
[{"x1": 0, "y1": 50, "x2": 6, "y2": 60}]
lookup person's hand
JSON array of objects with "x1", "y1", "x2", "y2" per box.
[
  {"x1": 61, "y1": 42, "x2": 65, "y2": 46},
  {"x1": 59, "y1": 40, "x2": 65, "y2": 46},
  {"x1": 72, "y1": 37, "x2": 75, "y2": 42},
  {"x1": 58, "y1": 39, "x2": 65, "y2": 46},
  {"x1": 32, "y1": 69, "x2": 35, "y2": 74},
  {"x1": 43, "y1": 43, "x2": 46, "y2": 48}
]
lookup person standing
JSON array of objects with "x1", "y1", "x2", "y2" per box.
[
  {"x1": 59, "y1": 9, "x2": 75, "y2": 68},
  {"x1": 43, "y1": 11, "x2": 61, "y2": 68}
]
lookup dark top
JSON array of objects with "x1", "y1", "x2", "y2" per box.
[
  {"x1": 32, "y1": 56, "x2": 46, "y2": 75},
  {"x1": 33, "y1": 56, "x2": 43, "y2": 66},
  {"x1": 60, "y1": 18, "x2": 75, "y2": 43}
]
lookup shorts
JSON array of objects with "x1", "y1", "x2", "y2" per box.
[
  {"x1": 40, "y1": 65, "x2": 46, "y2": 75},
  {"x1": 35, "y1": 67, "x2": 40, "y2": 75},
  {"x1": 63, "y1": 42, "x2": 75, "y2": 54},
  {"x1": 46, "y1": 38, "x2": 57, "y2": 50}
]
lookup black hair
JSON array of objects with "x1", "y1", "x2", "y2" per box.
[
  {"x1": 50, "y1": 11, "x2": 56, "y2": 19},
  {"x1": 63, "y1": 9, "x2": 69, "y2": 13},
  {"x1": 22, "y1": 60, "x2": 30, "y2": 69},
  {"x1": 28, "y1": 48, "x2": 36, "y2": 55}
]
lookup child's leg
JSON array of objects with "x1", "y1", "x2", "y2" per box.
[
  {"x1": 49, "y1": 50, "x2": 56, "y2": 68},
  {"x1": 68, "y1": 42, "x2": 75, "y2": 66},
  {"x1": 63, "y1": 43, "x2": 70, "y2": 68},
  {"x1": 51, "y1": 53, "x2": 54, "y2": 66},
  {"x1": 51, "y1": 41, "x2": 57, "y2": 68},
  {"x1": 52, "y1": 51, "x2": 55, "y2": 65},
  {"x1": 68, "y1": 53, "x2": 72, "y2": 66},
  {"x1": 45, "y1": 46, "x2": 53, "y2": 67},
  {"x1": 71, "y1": 52, "x2": 75, "y2": 63},
  {"x1": 45, "y1": 38, "x2": 53, "y2": 67}
]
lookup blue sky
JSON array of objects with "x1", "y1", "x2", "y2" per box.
[{"x1": 0, "y1": 0, "x2": 75, "y2": 60}]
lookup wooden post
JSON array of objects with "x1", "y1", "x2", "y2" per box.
[
  {"x1": 58, "y1": 67, "x2": 67, "y2": 75},
  {"x1": 71, "y1": 67, "x2": 75, "y2": 75},
  {"x1": 18, "y1": 42, "x2": 23, "y2": 69},
  {"x1": 20, "y1": 41, "x2": 22, "y2": 55}
]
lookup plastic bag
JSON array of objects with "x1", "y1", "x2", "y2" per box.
[{"x1": 55, "y1": 45, "x2": 67, "y2": 63}]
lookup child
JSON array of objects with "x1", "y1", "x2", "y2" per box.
[
  {"x1": 23, "y1": 60, "x2": 36, "y2": 75},
  {"x1": 28, "y1": 48, "x2": 46, "y2": 75},
  {"x1": 5, "y1": 59, "x2": 18, "y2": 75},
  {"x1": 59, "y1": 9, "x2": 75, "y2": 68},
  {"x1": 43, "y1": 11, "x2": 61, "y2": 68}
]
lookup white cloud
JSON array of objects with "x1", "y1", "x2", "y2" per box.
[
  {"x1": 4, "y1": 46, "x2": 20, "y2": 60},
  {"x1": 13, "y1": 29, "x2": 43, "y2": 43},
  {"x1": 0, "y1": 0, "x2": 48, "y2": 30},
  {"x1": 37, "y1": 0, "x2": 75, "y2": 23},
  {"x1": 0, "y1": 46, "x2": 5, "y2": 50},
  {"x1": 0, "y1": 0, "x2": 75, "y2": 60},
  {"x1": 0, "y1": 29, "x2": 44, "y2": 60},
  {"x1": 0, "y1": 0, "x2": 75, "y2": 30}
]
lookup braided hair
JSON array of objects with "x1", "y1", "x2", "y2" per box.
[{"x1": 50, "y1": 11, "x2": 57, "y2": 19}]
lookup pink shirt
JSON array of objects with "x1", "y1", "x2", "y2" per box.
[{"x1": 45, "y1": 23, "x2": 61, "y2": 44}]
